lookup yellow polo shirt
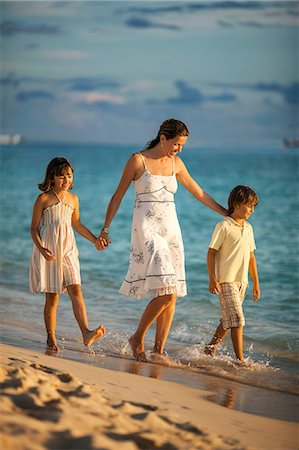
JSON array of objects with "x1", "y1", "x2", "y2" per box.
[{"x1": 209, "y1": 217, "x2": 256, "y2": 285}]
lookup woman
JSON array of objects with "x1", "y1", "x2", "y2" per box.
[{"x1": 97, "y1": 119, "x2": 227, "y2": 361}]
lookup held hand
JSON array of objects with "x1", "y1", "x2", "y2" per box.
[
  {"x1": 95, "y1": 237, "x2": 106, "y2": 251},
  {"x1": 209, "y1": 279, "x2": 221, "y2": 295},
  {"x1": 252, "y1": 285, "x2": 261, "y2": 301},
  {"x1": 41, "y1": 248, "x2": 56, "y2": 261},
  {"x1": 95, "y1": 231, "x2": 111, "y2": 251}
]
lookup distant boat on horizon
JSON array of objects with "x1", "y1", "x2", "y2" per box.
[
  {"x1": 283, "y1": 138, "x2": 299, "y2": 149},
  {"x1": 0, "y1": 134, "x2": 22, "y2": 145}
]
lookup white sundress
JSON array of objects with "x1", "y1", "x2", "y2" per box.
[
  {"x1": 29, "y1": 191, "x2": 81, "y2": 294},
  {"x1": 119, "y1": 153, "x2": 187, "y2": 300}
]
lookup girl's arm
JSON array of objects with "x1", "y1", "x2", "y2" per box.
[
  {"x1": 207, "y1": 248, "x2": 221, "y2": 294},
  {"x1": 96, "y1": 153, "x2": 142, "y2": 248},
  {"x1": 30, "y1": 195, "x2": 56, "y2": 261},
  {"x1": 72, "y1": 195, "x2": 97, "y2": 244},
  {"x1": 249, "y1": 252, "x2": 261, "y2": 301},
  {"x1": 176, "y1": 157, "x2": 227, "y2": 216}
]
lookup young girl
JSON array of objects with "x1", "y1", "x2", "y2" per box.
[{"x1": 30, "y1": 157, "x2": 105, "y2": 351}]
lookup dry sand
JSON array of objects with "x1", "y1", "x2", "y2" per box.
[{"x1": 0, "y1": 343, "x2": 297, "y2": 450}]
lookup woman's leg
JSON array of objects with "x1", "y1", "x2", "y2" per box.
[
  {"x1": 44, "y1": 293, "x2": 59, "y2": 351},
  {"x1": 154, "y1": 296, "x2": 176, "y2": 354},
  {"x1": 67, "y1": 284, "x2": 105, "y2": 346},
  {"x1": 129, "y1": 293, "x2": 176, "y2": 361}
]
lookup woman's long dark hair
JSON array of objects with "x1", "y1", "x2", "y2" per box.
[
  {"x1": 38, "y1": 157, "x2": 73, "y2": 192},
  {"x1": 144, "y1": 118, "x2": 189, "y2": 150}
]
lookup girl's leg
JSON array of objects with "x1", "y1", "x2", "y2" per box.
[
  {"x1": 129, "y1": 293, "x2": 176, "y2": 361},
  {"x1": 204, "y1": 322, "x2": 229, "y2": 356},
  {"x1": 44, "y1": 293, "x2": 59, "y2": 351},
  {"x1": 153, "y1": 296, "x2": 176, "y2": 354},
  {"x1": 67, "y1": 284, "x2": 105, "y2": 346},
  {"x1": 231, "y1": 326, "x2": 243, "y2": 360}
]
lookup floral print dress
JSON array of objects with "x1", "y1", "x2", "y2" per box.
[{"x1": 119, "y1": 153, "x2": 187, "y2": 300}]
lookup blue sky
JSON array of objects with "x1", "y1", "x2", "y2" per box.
[{"x1": 1, "y1": 1, "x2": 298, "y2": 148}]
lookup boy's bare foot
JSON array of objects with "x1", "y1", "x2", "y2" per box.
[
  {"x1": 204, "y1": 344, "x2": 216, "y2": 357},
  {"x1": 129, "y1": 334, "x2": 147, "y2": 362},
  {"x1": 47, "y1": 336, "x2": 60, "y2": 352},
  {"x1": 83, "y1": 325, "x2": 106, "y2": 347}
]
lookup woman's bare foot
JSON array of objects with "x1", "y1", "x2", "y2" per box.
[
  {"x1": 149, "y1": 352, "x2": 175, "y2": 366},
  {"x1": 83, "y1": 325, "x2": 106, "y2": 347},
  {"x1": 47, "y1": 336, "x2": 60, "y2": 352},
  {"x1": 204, "y1": 344, "x2": 216, "y2": 356},
  {"x1": 129, "y1": 334, "x2": 147, "y2": 362}
]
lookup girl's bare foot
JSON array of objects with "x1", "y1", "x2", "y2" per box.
[
  {"x1": 83, "y1": 325, "x2": 106, "y2": 347},
  {"x1": 204, "y1": 344, "x2": 216, "y2": 356},
  {"x1": 47, "y1": 336, "x2": 60, "y2": 352},
  {"x1": 129, "y1": 334, "x2": 147, "y2": 362}
]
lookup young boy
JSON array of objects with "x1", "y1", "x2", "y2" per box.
[{"x1": 205, "y1": 185, "x2": 261, "y2": 361}]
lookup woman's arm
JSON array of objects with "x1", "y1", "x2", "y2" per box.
[
  {"x1": 30, "y1": 195, "x2": 56, "y2": 261},
  {"x1": 96, "y1": 153, "x2": 142, "y2": 248},
  {"x1": 72, "y1": 195, "x2": 97, "y2": 244},
  {"x1": 176, "y1": 157, "x2": 227, "y2": 216}
]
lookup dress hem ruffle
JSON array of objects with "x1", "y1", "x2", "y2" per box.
[{"x1": 119, "y1": 283, "x2": 187, "y2": 300}]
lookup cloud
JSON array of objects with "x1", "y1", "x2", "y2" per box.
[
  {"x1": 64, "y1": 77, "x2": 121, "y2": 92},
  {"x1": 24, "y1": 43, "x2": 39, "y2": 50},
  {"x1": 16, "y1": 90, "x2": 55, "y2": 102},
  {"x1": 84, "y1": 92, "x2": 126, "y2": 105},
  {"x1": 208, "y1": 92, "x2": 237, "y2": 102},
  {"x1": 125, "y1": 17, "x2": 180, "y2": 31},
  {"x1": 121, "y1": 80, "x2": 156, "y2": 93},
  {"x1": 187, "y1": 2, "x2": 268, "y2": 12},
  {"x1": 166, "y1": 81, "x2": 204, "y2": 104},
  {"x1": 211, "y1": 81, "x2": 299, "y2": 105},
  {"x1": 165, "y1": 81, "x2": 237, "y2": 105},
  {"x1": 0, "y1": 73, "x2": 23, "y2": 87},
  {"x1": 125, "y1": 5, "x2": 184, "y2": 15},
  {"x1": 125, "y1": 2, "x2": 267, "y2": 15},
  {"x1": 0, "y1": 20, "x2": 62, "y2": 36},
  {"x1": 44, "y1": 50, "x2": 91, "y2": 60},
  {"x1": 218, "y1": 20, "x2": 234, "y2": 28}
]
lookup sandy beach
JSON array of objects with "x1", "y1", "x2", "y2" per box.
[{"x1": 0, "y1": 343, "x2": 297, "y2": 450}]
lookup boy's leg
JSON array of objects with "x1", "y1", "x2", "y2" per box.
[
  {"x1": 67, "y1": 284, "x2": 105, "y2": 346},
  {"x1": 204, "y1": 321, "x2": 229, "y2": 356},
  {"x1": 230, "y1": 326, "x2": 243, "y2": 360},
  {"x1": 44, "y1": 293, "x2": 59, "y2": 351}
]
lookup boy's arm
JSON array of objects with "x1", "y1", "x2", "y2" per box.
[
  {"x1": 207, "y1": 248, "x2": 221, "y2": 294},
  {"x1": 249, "y1": 252, "x2": 261, "y2": 301}
]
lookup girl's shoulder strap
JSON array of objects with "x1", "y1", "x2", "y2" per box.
[{"x1": 52, "y1": 189, "x2": 61, "y2": 202}]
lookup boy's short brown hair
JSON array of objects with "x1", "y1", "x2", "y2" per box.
[{"x1": 228, "y1": 185, "x2": 258, "y2": 215}]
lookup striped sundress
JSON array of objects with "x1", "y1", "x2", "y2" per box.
[{"x1": 29, "y1": 191, "x2": 81, "y2": 293}]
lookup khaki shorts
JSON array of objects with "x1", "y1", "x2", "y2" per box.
[{"x1": 219, "y1": 282, "x2": 247, "y2": 330}]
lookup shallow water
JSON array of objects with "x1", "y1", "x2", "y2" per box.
[{"x1": 0, "y1": 143, "x2": 298, "y2": 405}]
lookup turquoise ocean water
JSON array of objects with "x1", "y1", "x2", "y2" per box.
[{"x1": 0, "y1": 143, "x2": 298, "y2": 410}]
